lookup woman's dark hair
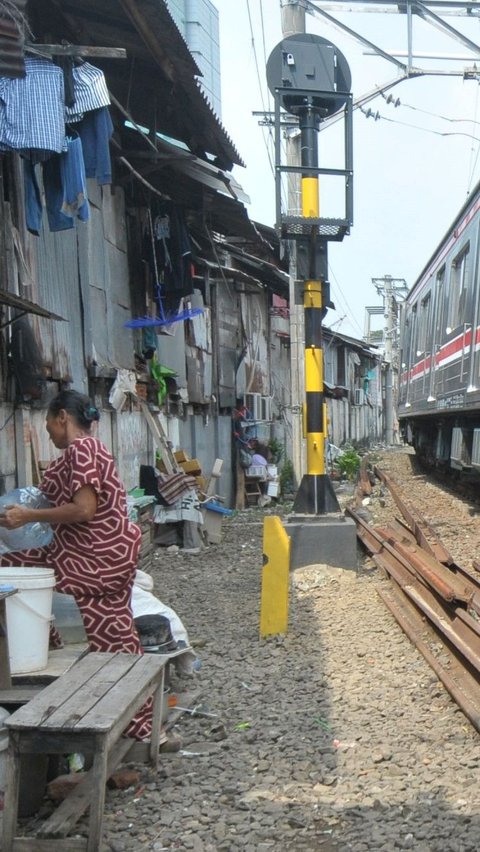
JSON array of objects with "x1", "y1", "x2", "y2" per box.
[{"x1": 48, "y1": 390, "x2": 100, "y2": 429}]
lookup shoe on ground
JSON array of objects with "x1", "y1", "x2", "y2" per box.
[{"x1": 159, "y1": 732, "x2": 182, "y2": 753}]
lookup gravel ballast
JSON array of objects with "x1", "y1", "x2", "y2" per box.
[{"x1": 23, "y1": 449, "x2": 480, "y2": 850}]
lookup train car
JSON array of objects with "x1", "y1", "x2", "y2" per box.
[{"x1": 398, "y1": 181, "x2": 480, "y2": 474}]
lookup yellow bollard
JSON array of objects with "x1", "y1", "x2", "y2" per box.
[{"x1": 260, "y1": 516, "x2": 291, "y2": 637}]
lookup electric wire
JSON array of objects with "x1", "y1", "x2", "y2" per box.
[
  {"x1": 381, "y1": 90, "x2": 480, "y2": 196},
  {"x1": 385, "y1": 97, "x2": 480, "y2": 126},
  {"x1": 245, "y1": 0, "x2": 276, "y2": 180},
  {"x1": 361, "y1": 106, "x2": 480, "y2": 143},
  {"x1": 467, "y1": 82, "x2": 480, "y2": 193},
  {"x1": 258, "y1": 0, "x2": 287, "y2": 214},
  {"x1": 328, "y1": 264, "x2": 365, "y2": 338},
  {"x1": 380, "y1": 90, "x2": 480, "y2": 194},
  {"x1": 244, "y1": 0, "x2": 288, "y2": 217}
]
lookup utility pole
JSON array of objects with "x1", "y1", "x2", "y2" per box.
[
  {"x1": 371, "y1": 275, "x2": 408, "y2": 445},
  {"x1": 281, "y1": 0, "x2": 306, "y2": 488}
]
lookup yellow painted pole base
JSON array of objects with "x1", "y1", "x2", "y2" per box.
[{"x1": 260, "y1": 516, "x2": 291, "y2": 637}]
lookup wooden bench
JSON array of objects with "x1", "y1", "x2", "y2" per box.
[{"x1": 2, "y1": 651, "x2": 168, "y2": 852}]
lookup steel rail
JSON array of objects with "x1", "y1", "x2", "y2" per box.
[
  {"x1": 371, "y1": 548, "x2": 480, "y2": 675},
  {"x1": 374, "y1": 466, "x2": 480, "y2": 592},
  {"x1": 374, "y1": 465, "x2": 454, "y2": 565},
  {"x1": 347, "y1": 505, "x2": 480, "y2": 609},
  {"x1": 348, "y1": 483, "x2": 480, "y2": 728},
  {"x1": 378, "y1": 584, "x2": 480, "y2": 733}
]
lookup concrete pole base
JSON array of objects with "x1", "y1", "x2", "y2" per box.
[{"x1": 284, "y1": 513, "x2": 358, "y2": 571}]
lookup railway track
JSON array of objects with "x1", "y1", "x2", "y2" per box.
[{"x1": 347, "y1": 465, "x2": 480, "y2": 732}]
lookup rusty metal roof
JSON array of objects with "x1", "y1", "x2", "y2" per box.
[
  {"x1": 0, "y1": 0, "x2": 26, "y2": 78},
  {"x1": 28, "y1": 0, "x2": 244, "y2": 170}
]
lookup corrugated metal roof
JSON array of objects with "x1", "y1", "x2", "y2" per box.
[
  {"x1": 29, "y1": 0, "x2": 243, "y2": 170},
  {"x1": 0, "y1": 0, "x2": 26, "y2": 78}
]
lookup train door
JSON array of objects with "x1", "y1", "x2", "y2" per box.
[
  {"x1": 430, "y1": 267, "x2": 445, "y2": 399},
  {"x1": 467, "y1": 221, "x2": 480, "y2": 392},
  {"x1": 445, "y1": 243, "x2": 470, "y2": 394},
  {"x1": 417, "y1": 291, "x2": 432, "y2": 399}
]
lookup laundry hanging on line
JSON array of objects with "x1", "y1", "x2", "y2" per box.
[{"x1": 0, "y1": 57, "x2": 114, "y2": 234}]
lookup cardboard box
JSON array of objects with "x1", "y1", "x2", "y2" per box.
[
  {"x1": 174, "y1": 450, "x2": 190, "y2": 463},
  {"x1": 180, "y1": 459, "x2": 202, "y2": 475},
  {"x1": 195, "y1": 476, "x2": 207, "y2": 492}
]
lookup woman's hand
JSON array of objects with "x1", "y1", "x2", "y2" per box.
[{"x1": 0, "y1": 504, "x2": 32, "y2": 529}]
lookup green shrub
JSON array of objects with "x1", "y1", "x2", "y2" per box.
[
  {"x1": 268, "y1": 437, "x2": 284, "y2": 465},
  {"x1": 279, "y1": 458, "x2": 294, "y2": 494},
  {"x1": 334, "y1": 446, "x2": 361, "y2": 481}
]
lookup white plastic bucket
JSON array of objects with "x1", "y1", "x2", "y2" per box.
[{"x1": 0, "y1": 567, "x2": 56, "y2": 674}]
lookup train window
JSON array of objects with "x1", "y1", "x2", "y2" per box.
[
  {"x1": 416, "y1": 293, "x2": 431, "y2": 355},
  {"x1": 447, "y1": 244, "x2": 470, "y2": 331}
]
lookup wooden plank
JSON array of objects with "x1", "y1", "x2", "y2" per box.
[
  {"x1": 12, "y1": 645, "x2": 89, "y2": 685},
  {"x1": 29, "y1": 655, "x2": 166, "y2": 735},
  {"x1": 26, "y1": 43, "x2": 127, "y2": 59},
  {"x1": 6, "y1": 654, "x2": 124, "y2": 730},
  {"x1": 137, "y1": 400, "x2": 179, "y2": 474},
  {"x1": 83, "y1": 659, "x2": 167, "y2": 742},
  {"x1": 37, "y1": 739, "x2": 134, "y2": 839},
  {"x1": 206, "y1": 458, "x2": 223, "y2": 497},
  {"x1": 39, "y1": 655, "x2": 139, "y2": 731},
  {"x1": 0, "y1": 687, "x2": 44, "y2": 704}
]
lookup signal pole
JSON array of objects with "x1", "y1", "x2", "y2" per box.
[
  {"x1": 281, "y1": 0, "x2": 306, "y2": 488},
  {"x1": 264, "y1": 13, "x2": 357, "y2": 568}
]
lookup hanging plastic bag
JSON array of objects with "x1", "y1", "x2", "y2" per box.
[{"x1": 0, "y1": 487, "x2": 53, "y2": 554}]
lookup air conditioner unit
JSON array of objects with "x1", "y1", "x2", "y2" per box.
[
  {"x1": 354, "y1": 388, "x2": 365, "y2": 406},
  {"x1": 261, "y1": 396, "x2": 272, "y2": 422},
  {"x1": 244, "y1": 393, "x2": 262, "y2": 421}
]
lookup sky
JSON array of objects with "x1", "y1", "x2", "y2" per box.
[{"x1": 212, "y1": 0, "x2": 480, "y2": 339}]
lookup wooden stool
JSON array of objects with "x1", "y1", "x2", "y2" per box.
[
  {"x1": 245, "y1": 477, "x2": 263, "y2": 506},
  {"x1": 2, "y1": 651, "x2": 167, "y2": 851}
]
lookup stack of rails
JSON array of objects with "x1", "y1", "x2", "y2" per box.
[{"x1": 347, "y1": 468, "x2": 480, "y2": 732}]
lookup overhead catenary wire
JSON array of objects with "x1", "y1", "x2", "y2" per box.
[
  {"x1": 360, "y1": 105, "x2": 480, "y2": 143},
  {"x1": 246, "y1": 0, "x2": 276, "y2": 179},
  {"x1": 328, "y1": 264, "x2": 365, "y2": 338},
  {"x1": 245, "y1": 0, "x2": 289, "y2": 216},
  {"x1": 381, "y1": 92, "x2": 480, "y2": 126},
  {"x1": 467, "y1": 83, "x2": 480, "y2": 194}
]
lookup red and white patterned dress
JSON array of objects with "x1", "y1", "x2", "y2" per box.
[{"x1": 0, "y1": 437, "x2": 152, "y2": 740}]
